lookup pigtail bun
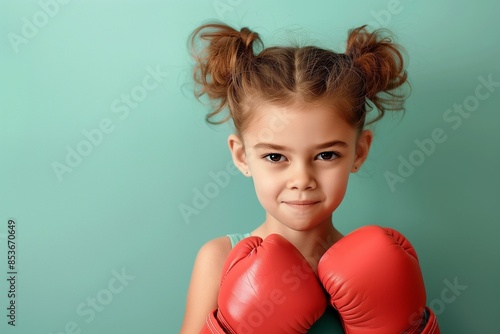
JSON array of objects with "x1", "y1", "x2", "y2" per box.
[
  {"x1": 346, "y1": 25, "x2": 409, "y2": 124},
  {"x1": 190, "y1": 23, "x2": 262, "y2": 124}
]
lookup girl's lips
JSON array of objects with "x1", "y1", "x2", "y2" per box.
[
  {"x1": 283, "y1": 201, "x2": 320, "y2": 212},
  {"x1": 283, "y1": 200, "x2": 320, "y2": 205}
]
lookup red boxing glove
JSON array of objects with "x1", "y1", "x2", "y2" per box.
[
  {"x1": 317, "y1": 225, "x2": 440, "y2": 334},
  {"x1": 201, "y1": 234, "x2": 326, "y2": 334}
]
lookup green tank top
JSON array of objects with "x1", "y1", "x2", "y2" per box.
[
  {"x1": 225, "y1": 233, "x2": 345, "y2": 333},
  {"x1": 227, "y1": 232, "x2": 251, "y2": 248}
]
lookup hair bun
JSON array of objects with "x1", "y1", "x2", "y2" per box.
[
  {"x1": 239, "y1": 27, "x2": 259, "y2": 48},
  {"x1": 346, "y1": 25, "x2": 409, "y2": 118},
  {"x1": 190, "y1": 24, "x2": 262, "y2": 124}
]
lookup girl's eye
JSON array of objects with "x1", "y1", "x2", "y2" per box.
[
  {"x1": 316, "y1": 151, "x2": 339, "y2": 161},
  {"x1": 264, "y1": 153, "x2": 286, "y2": 163}
]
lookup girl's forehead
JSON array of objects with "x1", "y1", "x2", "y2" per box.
[
  {"x1": 242, "y1": 103, "x2": 357, "y2": 144},
  {"x1": 246, "y1": 103, "x2": 352, "y2": 131}
]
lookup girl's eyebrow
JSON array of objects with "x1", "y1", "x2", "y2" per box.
[
  {"x1": 253, "y1": 140, "x2": 348, "y2": 151},
  {"x1": 316, "y1": 140, "x2": 348, "y2": 149}
]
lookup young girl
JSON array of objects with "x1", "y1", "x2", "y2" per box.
[{"x1": 181, "y1": 23, "x2": 439, "y2": 334}]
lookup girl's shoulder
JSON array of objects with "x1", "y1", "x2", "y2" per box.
[
  {"x1": 196, "y1": 236, "x2": 233, "y2": 265},
  {"x1": 199, "y1": 232, "x2": 252, "y2": 257},
  {"x1": 180, "y1": 236, "x2": 233, "y2": 332},
  {"x1": 192, "y1": 232, "x2": 251, "y2": 278}
]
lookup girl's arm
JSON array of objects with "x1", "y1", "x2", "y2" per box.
[{"x1": 180, "y1": 237, "x2": 232, "y2": 334}]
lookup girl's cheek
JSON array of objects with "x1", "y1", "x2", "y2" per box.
[{"x1": 255, "y1": 175, "x2": 280, "y2": 195}]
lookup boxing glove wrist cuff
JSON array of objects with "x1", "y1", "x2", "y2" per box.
[
  {"x1": 199, "y1": 309, "x2": 228, "y2": 334},
  {"x1": 420, "y1": 307, "x2": 440, "y2": 334},
  {"x1": 404, "y1": 307, "x2": 440, "y2": 334}
]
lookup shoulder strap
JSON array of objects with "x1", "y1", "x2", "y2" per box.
[{"x1": 226, "y1": 233, "x2": 251, "y2": 248}]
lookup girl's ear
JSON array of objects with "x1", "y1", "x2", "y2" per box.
[
  {"x1": 228, "y1": 134, "x2": 251, "y2": 177},
  {"x1": 352, "y1": 130, "x2": 373, "y2": 172}
]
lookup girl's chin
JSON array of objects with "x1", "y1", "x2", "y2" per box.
[{"x1": 274, "y1": 217, "x2": 331, "y2": 232}]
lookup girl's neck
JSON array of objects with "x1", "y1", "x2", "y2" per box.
[{"x1": 251, "y1": 215, "x2": 343, "y2": 272}]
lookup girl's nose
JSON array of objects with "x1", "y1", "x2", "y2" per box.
[{"x1": 286, "y1": 162, "x2": 317, "y2": 190}]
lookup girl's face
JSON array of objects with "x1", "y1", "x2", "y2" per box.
[{"x1": 228, "y1": 102, "x2": 372, "y2": 231}]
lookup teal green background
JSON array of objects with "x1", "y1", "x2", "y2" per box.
[{"x1": 1, "y1": 0, "x2": 499, "y2": 333}]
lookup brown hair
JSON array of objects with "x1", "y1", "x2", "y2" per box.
[{"x1": 189, "y1": 23, "x2": 409, "y2": 135}]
